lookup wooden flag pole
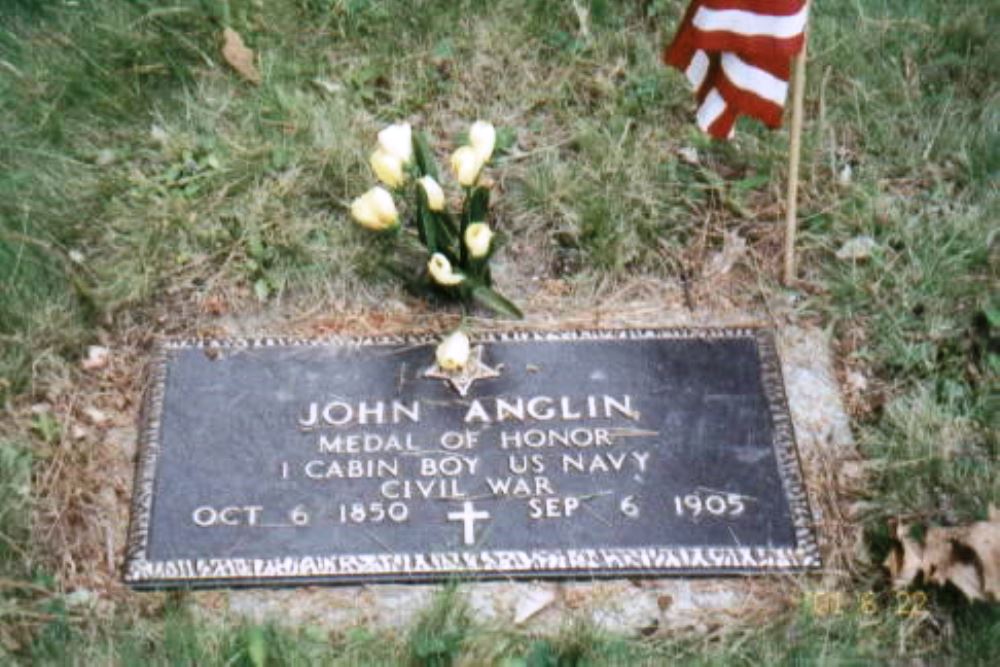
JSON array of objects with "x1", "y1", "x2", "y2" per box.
[{"x1": 782, "y1": 37, "x2": 808, "y2": 286}]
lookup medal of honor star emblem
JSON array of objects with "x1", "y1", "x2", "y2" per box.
[{"x1": 423, "y1": 344, "x2": 501, "y2": 397}]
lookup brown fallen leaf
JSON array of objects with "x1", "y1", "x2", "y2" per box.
[
  {"x1": 200, "y1": 294, "x2": 228, "y2": 317},
  {"x1": 884, "y1": 520, "x2": 926, "y2": 588},
  {"x1": 922, "y1": 527, "x2": 980, "y2": 601},
  {"x1": 964, "y1": 510, "x2": 1000, "y2": 600},
  {"x1": 221, "y1": 27, "x2": 261, "y2": 85},
  {"x1": 883, "y1": 507, "x2": 1000, "y2": 602}
]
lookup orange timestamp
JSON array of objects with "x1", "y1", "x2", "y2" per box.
[{"x1": 806, "y1": 590, "x2": 929, "y2": 618}]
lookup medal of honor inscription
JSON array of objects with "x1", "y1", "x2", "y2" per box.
[{"x1": 124, "y1": 329, "x2": 821, "y2": 588}]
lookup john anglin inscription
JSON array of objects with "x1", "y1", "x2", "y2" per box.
[{"x1": 124, "y1": 329, "x2": 821, "y2": 588}]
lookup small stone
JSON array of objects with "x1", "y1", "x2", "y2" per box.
[
  {"x1": 68, "y1": 249, "x2": 85, "y2": 264},
  {"x1": 65, "y1": 589, "x2": 98, "y2": 609},
  {"x1": 838, "y1": 163, "x2": 853, "y2": 186},
  {"x1": 312, "y1": 78, "x2": 342, "y2": 94},
  {"x1": 677, "y1": 146, "x2": 699, "y2": 165},
  {"x1": 71, "y1": 424, "x2": 89, "y2": 440},
  {"x1": 96, "y1": 149, "x2": 116, "y2": 166},
  {"x1": 514, "y1": 587, "x2": 556, "y2": 624},
  {"x1": 706, "y1": 231, "x2": 747, "y2": 276},
  {"x1": 657, "y1": 594, "x2": 673, "y2": 611},
  {"x1": 83, "y1": 406, "x2": 110, "y2": 427},
  {"x1": 81, "y1": 346, "x2": 110, "y2": 371},
  {"x1": 835, "y1": 235, "x2": 878, "y2": 261},
  {"x1": 845, "y1": 370, "x2": 868, "y2": 392},
  {"x1": 151, "y1": 124, "x2": 169, "y2": 146}
]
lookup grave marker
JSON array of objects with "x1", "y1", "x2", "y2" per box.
[{"x1": 125, "y1": 329, "x2": 820, "y2": 588}]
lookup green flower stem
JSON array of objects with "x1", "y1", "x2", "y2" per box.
[{"x1": 459, "y1": 186, "x2": 471, "y2": 268}]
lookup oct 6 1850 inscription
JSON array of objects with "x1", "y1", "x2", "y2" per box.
[{"x1": 124, "y1": 329, "x2": 821, "y2": 588}]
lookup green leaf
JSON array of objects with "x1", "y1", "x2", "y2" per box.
[
  {"x1": 463, "y1": 254, "x2": 492, "y2": 285},
  {"x1": 413, "y1": 131, "x2": 438, "y2": 179},
  {"x1": 468, "y1": 186, "x2": 490, "y2": 223},
  {"x1": 438, "y1": 210, "x2": 460, "y2": 236},
  {"x1": 431, "y1": 211, "x2": 458, "y2": 253},
  {"x1": 471, "y1": 285, "x2": 523, "y2": 319},
  {"x1": 416, "y1": 190, "x2": 437, "y2": 253}
]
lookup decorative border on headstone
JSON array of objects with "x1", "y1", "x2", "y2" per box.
[
  {"x1": 754, "y1": 329, "x2": 822, "y2": 569},
  {"x1": 123, "y1": 343, "x2": 170, "y2": 576},
  {"x1": 124, "y1": 327, "x2": 821, "y2": 587}
]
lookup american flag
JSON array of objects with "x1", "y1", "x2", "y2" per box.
[{"x1": 663, "y1": 0, "x2": 810, "y2": 139}]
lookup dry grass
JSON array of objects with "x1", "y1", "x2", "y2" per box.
[{"x1": 1, "y1": 0, "x2": 997, "y2": 663}]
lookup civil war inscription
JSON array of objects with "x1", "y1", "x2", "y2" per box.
[{"x1": 124, "y1": 328, "x2": 821, "y2": 588}]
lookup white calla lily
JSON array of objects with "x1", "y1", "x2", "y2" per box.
[
  {"x1": 350, "y1": 196, "x2": 380, "y2": 230},
  {"x1": 370, "y1": 149, "x2": 406, "y2": 188},
  {"x1": 469, "y1": 120, "x2": 496, "y2": 162},
  {"x1": 427, "y1": 252, "x2": 465, "y2": 286},
  {"x1": 377, "y1": 122, "x2": 413, "y2": 164},
  {"x1": 350, "y1": 186, "x2": 399, "y2": 231},
  {"x1": 464, "y1": 222, "x2": 494, "y2": 259},
  {"x1": 418, "y1": 175, "x2": 446, "y2": 211},
  {"x1": 450, "y1": 145, "x2": 484, "y2": 187},
  {"x1": 436, "y1": 330, "x2": 471, "y2": 372}
]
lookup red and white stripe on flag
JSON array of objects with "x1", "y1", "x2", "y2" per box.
[{"x1": 663, "y1": 0, "x2": 809, "y2": 139}]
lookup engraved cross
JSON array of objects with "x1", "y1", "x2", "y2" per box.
[{"x1": 447, "y1": 501, "x2": 491, "y2": 546}]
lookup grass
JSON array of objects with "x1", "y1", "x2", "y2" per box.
[{"x1": 1, "y1": 0, "x2": 997, "y2": 663}]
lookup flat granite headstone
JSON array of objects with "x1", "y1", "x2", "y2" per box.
[{"x1": 124, "y1": 328, "x2": 820, "y2": 589}]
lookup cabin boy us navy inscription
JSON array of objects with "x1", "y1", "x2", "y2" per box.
[{"x1": 124, "y1": 329, "x2": 821, "y2": 588}]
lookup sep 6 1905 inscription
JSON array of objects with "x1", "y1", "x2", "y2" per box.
[{"x1": 124, "y1": 329, "x2": 821, "y2": 588}]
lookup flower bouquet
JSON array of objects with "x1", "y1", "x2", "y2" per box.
[{"x1": 349, "y1": 121, "x2": 522, "y2": 319}]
